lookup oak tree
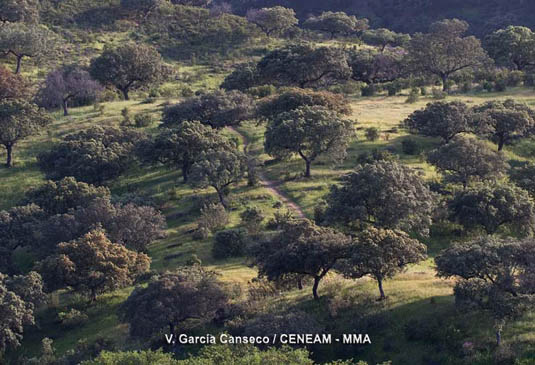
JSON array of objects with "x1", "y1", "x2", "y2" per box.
[{"x1": 245, "y1": 6, "x2": 297, "y2": 37}]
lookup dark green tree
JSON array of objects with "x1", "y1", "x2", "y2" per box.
[
  {"x1": 361, "y1": 28, "x2": 410, "y2": 51},
  {"x1": 89, "y1": 43, "x2": 166, "y2": 100},
  {"x1": 252, "y1": 219, "x2": 352, "y2": 300},
  {"x1": 472, "y1": 99, "x2": 535, "y2": 151},
  {"x1": 339, "y1": 227, "x2": 427, "y2": 300},
  {"x1": 427, "y1": 136, "x2": 508, "y2": 188},
  {"x1": 324, "y1": 160, "x2": 436, "y2": 236},
  {"x1": 485, "y1": 26, "x2": 535, "y2": 70},
  {"x1": 0, "y1": 99, "x2": 52, "y2": 167},
  {"x1": 448, "y1": 181, "x2": 535, "y2": 235},
  {"x1": 162, "y1": 90, "x2": 254, "y2": 129},
  {"x1": 303, "y1": 11, "x2": 369, "y2": 39},
  {"x1": 436, "y1": 236, "x2": 535, "y2": 346},
  {"x1": 264, "y1": 105, "x2": 355, "y2": 178},
  {"x1": 347, "y1": 49, "x2": 406, "y2": 85},
  {"x1": 120, "y1": 266, "x2": 228, "y2": 338},
  {"x1": 407, "y1": 19, "x2": 491, "y2": 90},
  {"x1": 245, "y1": 6, "x2": 297, "y2": 37},
  {"x1": 403, "y1": 101, "x2": 473, "y2": 143},
  {"x1": 0, "y1": 0, "x2": 39, "y2": 24}
]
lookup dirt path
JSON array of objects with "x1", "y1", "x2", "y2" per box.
[{"x1": 229, "y1": 127, "x2": 306, "y2": 219}]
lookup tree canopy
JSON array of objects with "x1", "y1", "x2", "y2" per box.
[
  {"x1": 245, "y1": 6, "x2": 297, "y2": 37},
  {"x1": 0, "y1": 99, "x2": 52, "y2": 167},
  {"x1": 89, "y1": 43, "x2": 166, "y2": 100},
  {"x1": 323, "y1": 160, "x2": 436, "y2": 236},
  {"x1": 303, "y1": 11, "x2": 369, "y2": 39},
  {"x1": 347, "y1": 48, "x2": 406, "y2": 85},
  {"x1": 361, "y1": 28, "x2": 410, "y2": 51},
  {"x1": 252, "y1": 219, "x2": 352, "y2": 300},
  {"x1": 485, "y1": 26, "x2": 535, "y2": 70},
  {"x1": 0, "y1": 0, "x2": 39, "y2": 24},
  {"x1": 264, "y1": 105, "x2": 355, "y2": 177}
]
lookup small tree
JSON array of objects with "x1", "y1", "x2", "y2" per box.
[
  {"x1": 240, "y1": 206, "x2": 265, "y2": 235},
  {"x1": 212, "y1": 228, "x2": 247, "y2": 259},
  {"x1": 324, "y1": 160, "x2": 436, "y2": 236},
  {"x1": 0, "y1": 0, "x2": 39, "y2": 24},
  {"x1": 510, "y1": 163, "x2": 535, "y2": 197},
  {"x1": 485, "y1": 26, "x2": 535, "y2": 70},
  {"x1": 37, "y1": 65, "x2": 102, "y2": 116},
  {"x1": 256, "y1": 44, "x2": 352, "y2": 88},
  {"x1": 436, "y1": 236, "x2": 535, "y2": 345},
  {"x1": 24, "y1": 177, "x2": 110, "y2": 215},
  {"x1": 0, "y1": 204, "x2": 45, "y2": 252},
  {"x1": 245, "y1": 6, "x2": 297, "y2": 37},
  {"x1": 472, "y1": 99, "x2": 535, "y2": 151},
  {"x1": 89, "y1": 43, "x2": 166, "y2": 100},
  {"x1": 256, "y1": 88, "x2": 352, "y2": 122},
  {"x1": 252, "y1": 219, "x2": 352, "y2": 300},
  {"x1": 403, "y1": 101, "x2": 473, "y2": 143},
  {"x1": 304, "y1": 11, "x2": 369, "y2": 39},
  {"x1": 190, "y1": 146, "x2": 247, "y2": 208},
  {"x1": 162, "y1": 90, "x2": 254, "y2": 129},
  {"x1": 448, "y1": 181, "x2": 535, "y2": 235},
  {"x1": 339, "y1": 227, "x2": 427, "y2": 300},
  {"x1": 120, "y1": 267, "x2": 228, "y2": 338},
  {"x1": 0, "y1": 65, "x2": 29, "y2": 101},
  {"x1": 37, "y1": 229, "x2": 151, "y2": 301},
  {"x1": 347, "y1": 49, "x2": 406, "y2": 85},
  {"x1": 264, "y1": 106, "x2": 355, "y2": 178},
  {"x1": 0, "y1": 23, "x2": 57, "y2": 74},
  {"x1": 0, "y1": 99, "x2": 52, "y2": 167},
  {"x1": 362, "y1": 28, "x2": 410, "y2": 51},
  {"x1": 220, "y1": 62, "x2": 259, "y2": 91},
  {"x1": 407, "y1": 19, "x2": 491, "y2": 91},
  {"x1": 427, "y1": 136, "x2": 508, "y2": 188}
]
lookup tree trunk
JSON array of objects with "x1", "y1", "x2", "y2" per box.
[
  {"x1": 216, "y1": 189, "x2": 227, "y2": 209},
  {"x1": 498, "y1": 138, "x2": 505, "y2": 151},
  {"x1": 441, "y1": 74, "x2": 449, "y2": 91},
  {"x1": 496, "y1": 329, "x2": 501, "y2": 347},
  {"x1": 15, "y1": 55, "x2": 22, "y2": 74},
  {"x1": 304, "y1": 159, "x2": 311, "y2": 178},
  {"x1": 121, "y1": 88, "x2": 130, "y2": 101},
  {"x1": 312, "y1": 276, "x2": 321, "y2": 300},
  {"x1": 377, "y1": 278, "x2": 386, "y2": 300},
  {"x1": 5, "y1": 144, "x2": 13, "y2": 168},
  {"x1": 91, "y1": 289, "x2": 97, "y2": 302},
  {"x1": 182, "y1": 164, "x2": 189, "y2": 183},
  {"x1": 63, "y1": 99, "x2": 69, "y2": 116},
  {"x1": 297, "y1": 277, "x2": 303, "y2": 290}
]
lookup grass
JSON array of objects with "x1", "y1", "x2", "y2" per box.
[{"x1": 4, "y1": 80, "x2": 535, "y2": 362}]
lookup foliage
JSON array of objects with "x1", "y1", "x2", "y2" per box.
[
  {"x1": 255, "y1": 43, "x2": 352, "y2": 88},
  {"x1": 436, "y1": 236, "x2": 535, "y2": 345},
  {"x1": 407, "y1": 19, "x2": 491, "y2": 90},
  {"x1": 37, "y1": 126, "x2": 146, "y2": 185},
  {"x1": 264, "y1": 105, "x2": 355, "y2": 177},
  {"x1": 448, "y1": 181, "x2": 535, "y2": 235},
  {"x1": 252, "y1": 219, "x2": 352, "y2": 299},
  {"x1": 472, "y1": 99, "x2": 535, "y2": 151},
  {"x1": 36, "y1": 65, "x2": 102, "y2": 116},
  {"x1": 324, "y1": 160, "x2": 436, "y2": 236},
  {"x1": 0, "y1": 65, "x2": 29, "y2": 101},
  {"x1": 0, "y1": 0, "x2": 39, "y2": 24},
  {"x1": 212, "y1": 228, "x2": 247, "y2": 259},
  {"x1": 303, "y1": 11, "x2": 368, "y2": 38},
  {"x1": 427, "y1": 136, "x2": 508, "y2": 187},
  {"x1": 220, "y1": 62, "x2": 259, "y2": 91},
  {"x1": 23, "y1": 177, "x2": 110, "y2": 215},
  {"x1": 0, "y1": 271, "x2": 44, "y2": 355},
  {"x1": 190, "y1": 145, "x2": 247, "y2": 208},
  {"x1": 361, "y1": 28, "x2": 410, "y2": 51},
  {"x1": 197, "y1": 202, "x2": 229, "y2": 237},
  {"x1": 403, "y1": 101, "x2": 473, "y2": 143},
  {"x1": 240, "y1": 206, "x2": 265, "y2": 235},
  {"x1": 0, "y1": 23, "x2": 58, "y2": 74},
  {"x1": 0, "y1": 99, "x2": 52, "y2": 167},
  {"x1": 364, "y1": 127, "x2": 380, "y2": 141},
  {"x1": 37, "y1": 229, "x2": 151, "y2": 300},
  {"x1": 510, "y1": 163, "x2": 535, "y2": 197},
  {"x1": 0, "y1": 204, "x2": 45, "y2": 252},
  {"x1": 245, "y1": 6, "x2": 297, "y2": 37},
  {"x1": 256, "y1": 88, "x2": 352, "y2": 122},
  {"x1": 120, "y1": 266, "x2": 228, "y2": 338},
  {"x1": 81, "y1": 349, "x2": 179, "y2": 365},
  {"x1": 338, "y1": 227, "x2": 427, "y2": 300},
  {"x1": 485, "y1": 26, "x2": 535, "y2": 70},
  {"x1": 347, "y1": 49, "x2": 406, "y2": 85},
  {"x1": 89, "y1": 43, "x2": 166, "y2": 100},
  {"x1": 162, "y1": 90, "x2": 254, "y2": 129}
]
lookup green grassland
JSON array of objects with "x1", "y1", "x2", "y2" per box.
[{"x1": 3, "y1": 79, "x2": 535, "y2": 363}]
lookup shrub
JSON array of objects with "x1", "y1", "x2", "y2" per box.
[
  {"x1": 134, "y1": 113, "x2": 153, "y2": 128},
  {"x1": 405, "y1": 87, "x2": 420, "y2": 103},
  {"x1": 365, "y1": 127, "x2": 380, "y2": 141},
  {"x1": 401, "y1": 138, "x2": 422, "y2": 155},
  {"x1": 240, "y1": 206, "x2": 265, "y2": 235},
  {"x1": 59, "y1": 309, "x2": 89, "y2": 329},
  {"x1": 361, "y1": 84, "x2": 377, "y2": 96},
  {"x1": 212, "y1": 228, "x2": 247, "y2": 259},
  {"x1": 197, "y1": 203, "x2": 229, "y2": 236},
  {"x1": 431, "y1": 88, "x2": 447, "y2": 99},
  {"x1": 266, "y1": 210, "x2": 294, "y2": 229}
]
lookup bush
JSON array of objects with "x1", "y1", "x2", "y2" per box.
[
  {"x1": 212, "y1": 228, "x2": 247, "y2": 259},
  {"x1": 431, "y1": 88, "x2": 447, "y2": 99},
  {"x1": 246, "y1": 85, "x2": 276, "y2": 98},
  {"x1": 59, "y1": 309, "x2": 89, "y2": 329},
  {"x1": 401, "y1": 138, "x2": 422, "y2": 155},
  {"x1": 134, "y1": 113, "x2": 153, "y2": 128},
  {"x1": 365, "y1": 127, "x2": 380, "y2": 141},
  {"x1": 240, "y1": 206, "x2": 265, "y2": 235},
  {"x1": 405, "y1": 87, "x2": 420, "y2": 104},
  {"x1": 266, "y1": 210, "x2": 294, "y2": 230},
  {"x1": 361, "y1": 84, "x2": 377, "y2": 96},
  {"x1": 196, "y1": 203, "x2": 229, "y2": 237}
]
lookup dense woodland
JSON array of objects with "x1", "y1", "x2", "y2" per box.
[{"x1": 1, "y1": 0, "x2": 535, "y2": 364}]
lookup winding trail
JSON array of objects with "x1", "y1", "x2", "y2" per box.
[{"x1": 228, "y1": 127, "x2": 306, "y2": 219}]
